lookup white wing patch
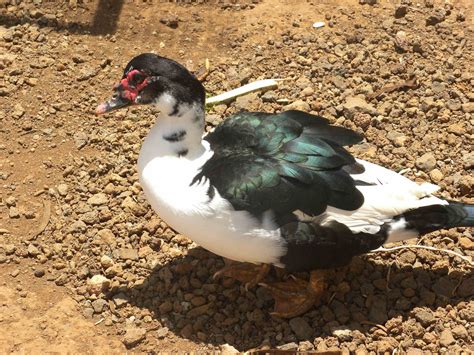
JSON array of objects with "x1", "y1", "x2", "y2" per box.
[{"x1": 317, "y1": 159, "x2": 446, "y2": 242}]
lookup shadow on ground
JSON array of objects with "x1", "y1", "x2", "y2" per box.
[
  {"x1": 110, "y1": 247, "x2": 473, "y2": 351},
  {"x1": 0, "y1": 0, "x2": 124, "y2": 35}
]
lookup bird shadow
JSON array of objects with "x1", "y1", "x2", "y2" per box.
[
  {"x1": 109, "y1": 246, "x2": 473, "y2": 351},
  {"x1": 0, "y1": 0, "x2": 124, "y2": 36}
]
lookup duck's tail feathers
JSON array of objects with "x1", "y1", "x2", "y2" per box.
[{"x1": 386, "y1": 202, "x2": 474, "y2": 243}]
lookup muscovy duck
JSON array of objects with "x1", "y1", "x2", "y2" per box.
[{"x1": 96, "y1": 53, "x2": 473, "y2": 318}]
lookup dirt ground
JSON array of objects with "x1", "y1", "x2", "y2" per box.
[{"x1": 0, "y1": 0, "x2": 473, "y2": 353}]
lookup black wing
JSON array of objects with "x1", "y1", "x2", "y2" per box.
[{"x1": 193, "y1": 110, "x2": 364, "y2": 218}]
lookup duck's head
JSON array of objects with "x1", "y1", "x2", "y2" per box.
[{"x1": 96, "y1": 53, "x2": 205, "y2": 115}]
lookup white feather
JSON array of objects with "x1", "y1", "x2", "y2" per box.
[
  {"x1": 318, "y1": 159, "x2": 446, "y2": 243},
  {"x1": 138, "y1": 103, "x2": 285, "y2": 265}
]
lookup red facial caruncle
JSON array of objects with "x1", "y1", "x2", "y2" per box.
[{"x1": 116, "y1": 69, "x2": 149, "y2": 102}]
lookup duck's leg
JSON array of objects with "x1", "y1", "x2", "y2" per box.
[
  {"x1": 260, "y1": 270, "x2": 327, "y2": 318},
  {"x1": 214, "y1": 262, "x2": 271, "y2": 290}
]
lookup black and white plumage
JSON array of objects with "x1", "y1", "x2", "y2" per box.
[{"x1": 96, "y1": 53, "x2": 474, "y2": 274}]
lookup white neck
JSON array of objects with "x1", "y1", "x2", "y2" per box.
[{"x1": 139, "y1": 93, "x2": 206, "y2": 165}]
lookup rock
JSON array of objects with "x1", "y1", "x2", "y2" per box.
[
  {"x1": 121, "y1": 196, "x2": 146, "y2": 216},
  {"x1": 387, "y1": 131, "x2": 407, "y2": 147},
  {"x1": 5, "y1": 196, "x2": 16, "y2": 207},
  {"x1": 461, "y1": 102, "x2": 474, "y2": 113},
  {"x1": 27, "y1": 244, "x2": 40, "y2": 256},
  {"x1": 369, "y1": 296, "x2": 388, "y2": 323},
  {"x1": 9, "y1": 207, "x2": 20, "y2": 218},
  {"x1": 234, "y1": 93, "x2": 260, "y2": 111},
  {"x1": 156, "y1": 327, "x2": 169, "y2": 339},
  {"x1": 395, "y1": 5, "x2": 408, "y2": 18},
  {"x1": 112, "y1": 292, "x2": 129, "y2": 307},
  {"x1": 87, "y1": 275, "x2": 110, "y2": 294},
  {"x1": 415, "y1": 152, "x2": 436, "y2": 172},
  {"x1": 447, "y1": 123, "x2": 465, "y2": 136},
  {"x1": 426, "y1": 9, "x2": 446, "y2": 26},
  {"x1": 100, "y1": 255, "x2": 114, "y2": 268},
  {"x1": 118, "y1": 248, "x2": 139, "y2": 260},
  {"x1": 459, "y1": 237, "x2": 474, "y2": 250},
  {"x1": 159, "y1": 15, "x2": 179, "y2": 29},
  {"x1": 57, "y1": 183, "x2": 69, "y2": 196},
  {"x1": 278, "y1": 342, "x2": 298, "y2": 350},
  {"x1": 283, "y1": 100, "x2": 310, "y2": 112},
  {"x1": 97, "y1": 229, "x2": 116, "y2": 246},
  {"x1": 462, "y1": 152, "x2": 474, "y2": 169},
  {"x1": 12, "y1": 104, "x2": 25, "y2": 119},
  {"x1": 457, "y1": 277, "x2": 474, "y2": 297},
  {"x1": 220, "y1": 344, "x2": 239, "y2": 354},
  {"x1": 73, "y1": 131, "x2": 88, "y2": 149},
  {"x1": 4, "y1": 244, "x2": 16, "y2": 255},
  {"x1": 429, "y1": 169, "x2": 443, "y2": 183},
  {"x1": 343, "y1": 95, "x2": 377, "y2": 116},
  {"x1": 413, "y1": 308, "x2": 435, "y2": 326},
  {"x1": 289, "y1": 317, "x2": 313, "y2": 340},
  {"x1": 34, "y1": 268, "x2": 45, "y2": 277},
  {"x1": 91, "y1": 299, "x2": 108, "y2": 313},
  {"x1": 451, "y1": 325, "x2": 468, "y2": 340},
  {"x1": 439, "y1": 329, "x2": 455, "y2": 347},
  {"x1": 159, "y1": 300, "x2": 173, "y2": 314},
  {"x1": 123, "y1": 327, "x2": 146, "y2": 348},
  {"x1": 332, "y1": 327, "x2": 352, "y2": 341},
  {"x1": 87, "y1": 193, "x2": 108, "y2": 206}
]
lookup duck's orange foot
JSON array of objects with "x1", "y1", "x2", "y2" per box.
[
  {"x1": 260, "y1": 270, "x2": 327, "y2": 318},
  {"x1": 213, "y1": 262, "x2": 271, "y2": 290}
]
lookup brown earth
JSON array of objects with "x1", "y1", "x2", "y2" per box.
[{"x1": 0, "y1": 0, "x2": 473, "y2": 353}]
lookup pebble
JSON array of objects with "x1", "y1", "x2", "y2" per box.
[
  {"x1": 413, "y1": 308, "x2": 435, "y2": 326},
  {"x1": 112, "y1": 292, "x2": 129, "y2": 307},
  {"x1": 283, "y1": 100, "x2": 310, "y2": 112},
  {"x1": 123, "y1": 327, "x2": 146, "y2": 348},
  {"x1": 461, "y1": 102, "x2": 474, "y2": 113},
  {"x1": 57, "y1": 183, "x2": 69, "y2": 196},
  {"x1": 34, "y1": 268, "x2": 45, "y2": 277},
  {"x1": 9, "y1": 207, "x2": 20, "y2": 218},
  {"x1": 462, "y1": 152, "x2": 474, "y2": 169},
  {"x1": 415, "y1": 152, "x2": 437, "y2": 172},
  {"x1": 289, "y1": 317, "x2": 313, "y2": 340},
  {"x1": 92, "y1": 299, "x2": 108, "y2": 313},
  {"x1": 429, "y1": 169, "x2": 443, "y2": 183},
  {"x1": 12, "y1": 104, "x2": 25, "y2": 119},
  {"x1": 73, "y1": 131, "x2": 88, "y2": 149},
  {"x1": 156, "y1": 327, "x2": 169, "y2": 339},
  {"x1": 87, "y1": 193, "x2": 109, "y2": 206},
  {"x1": 439, "y1": 329, "x2": 455, "y2": 347},
  {"x1": 118, "y1": 248, "x2": 139, "y2": 260}
]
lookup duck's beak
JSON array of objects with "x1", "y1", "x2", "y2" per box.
[{"x1": 95, "y1": 93, "x2": 131, "y2": 115}]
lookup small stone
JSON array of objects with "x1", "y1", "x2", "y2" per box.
[
  {"x1": 451, "y1": 325, "x2": 468, "y2": 340},
  {"x1": 10, "y1": 269, "x2": 20, "y2": 277},
  {"x1": 9, "y1": 207, "x2": 20, "y2": 219},
  {"x1": 27, "y1": 244, "x2": 40, "y2": 256},
  {"x1": 343, "y1": 95, "x2": 377, "y2": 116},
  {"x1": 395, "y1": 5, "x2": 408, "y2": 18},
  {"x1": 5, "y1": 196, "x2": 16, "y2": 206},
  {"x1": 283, "y1": 100, "x2": 310, "y2": 112},
  {"x1": 459, "y1": 237, "x2": 474, "y2": 250},
  {"x1": 118, "y1": 248, "x2": 139, "y2": 260},
  {"x1": 12, "y1": 104, "x2": 25, "y2": 119},
  {"x1": 235, "y1": 93, "x2": 260, "y2": 111},
  {"x1": 462, "y1": 152, "x2": 474, "y2": 169},
  {"x1": 220, "y1": 344, "x2": 239, "y2": 354},
  {"x1": 87, "y1": 274, "x2": 110, "y2": 293},
  {"x1": 57, "y1": 183, "x2": 69, "y2": 196},
  {"x1": 461, "y1": 102, "x2": 474, "y2": 113},
  {"x1": 413, "y1": 308, "x2": 435, "y2": 327},
  {"x1": 83, "y1": 307, "x2": 94, "y2": 318},
  {"x1": 159, "y1": 15, "x2": 179, "y2": 29},
  {"x1": 73, "y1": 131, "x2": 88, "y2": 149},
  {"x1": 278, "y1": 342, "x2": 298, "y2": 351},
  {"x1": 121, "y1": 196, "x2": 146, "y2": 216},
  {"x1": 34, "y1": 268, "x2": 45, "y2": 277},
  {"x1": 447, "y1": 123, "x2": 465, "y2": 136},
  {"x1": 457, "y1": 277, "x2": 474, "y2": 297},
  {"x1": 123, "y1": 327, "x2": 146, "y2": 348},
  {"x1": 429, "y1": 169, "x2": 443, "y2": 183},
  {"x1": 100, "y1": 255, "x2": 114, "y2": 268},
  {"x1": 180, "y1": 323, "x2": 193, "y2": 338},
  {"x1": 439, "y1": 329, "x2": 455, "y2": 347},
  {"x1": 112, "y1": 292, "x2": 129, "y2": 307},
  {"x1": 289, "y1": 317, "x2": 313, "y2": 340},
  {"x1": 4, "y1": 244, "x2": 16, "y2": 255},
  {"x1": 87, "y1": 193, "x2": 108, "y2": 206},
  {"x1": 156, "y1": 327, "x2": 169, "y2": 338},
  {"x1": 97, "y1": 229, "x2": 116, "y2": 246},
  {"x1": 92, "y1": 299, "x2": 108, "y2": 313},
  {"x1": 159, "y1": 300, "x2": 173, "y2": 314},
  {"x1": 332, "y1": 327, "x2": 352, "y2": 341},
  {"x1": 415, "y1": 152, "x2": 437, "y2": 172},
  {"x1": 387, "y1": 131, "x2": 407, "y2": 147},
  {"x1": 426, "y1": 9, "x2": 446, "y2": 26}
]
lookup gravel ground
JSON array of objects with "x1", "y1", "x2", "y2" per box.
[{"x1": 0, "y1": 0, "x2": 473, "y2": 353}]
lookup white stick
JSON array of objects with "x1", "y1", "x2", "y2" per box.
[
  {"x1": 205, "y1": 79, "x2": 282, "y2": 105},
  {"x1": 370, "y1": 245, "x2": 473, "y2": 266}
]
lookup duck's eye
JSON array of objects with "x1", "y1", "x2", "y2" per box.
[{"x1": 130, "y1": 72, "x2": 145, "y2": 86}]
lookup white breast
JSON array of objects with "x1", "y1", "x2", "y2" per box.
[{"x1": 137, "y1": 126, "x2": 285, "y2": 266}]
